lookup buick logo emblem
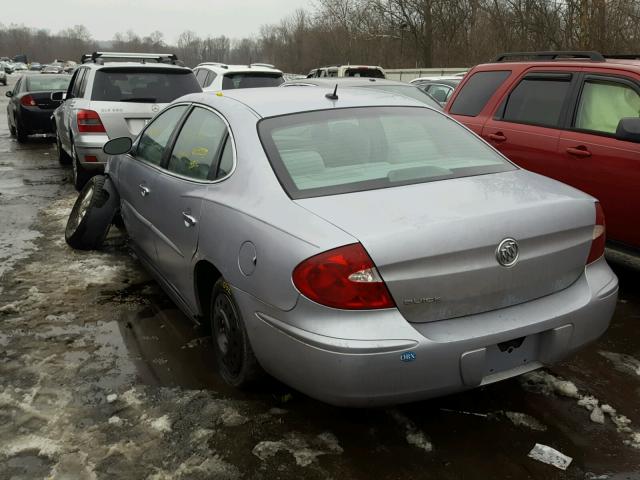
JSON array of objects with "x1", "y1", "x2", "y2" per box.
[
  {"x1": 496, "y1": 238, "x2": 519, "y2": 267},
  {"x1": 151, "y1": 104, "x2": 159, "y2": 113}
]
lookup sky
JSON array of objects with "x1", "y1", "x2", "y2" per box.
[{"x1": 2, "y1": 0, "x2": 314, "y2": 42}]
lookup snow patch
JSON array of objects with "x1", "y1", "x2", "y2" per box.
[
  {"x1": 528, "y1": 443, "x2": 572, "y2": 470},
  {"x1": 149, "y1": 415, "x2": 172, "y2": 433},
  {"x1": 106, "y1": 393, "x2": 118, "y2": 403},
  {"x1": 0, "y1": 434, "x2": 61, "y2": 458},
  {"x1": 252, "y1": 432, "x2": 343, "y2": 466},
  {"x1": 220, "y1": 407, "x2": 248, "y2": 427},
  {"x1": 599, "y1": 350, "x2": 640, "y2": 377},
  {"x1": 504, "y1": 411, "x2": 547, "y2": 431},
  {"x1": 389, "y1": 410, "x2": 433, "y2": 452}
]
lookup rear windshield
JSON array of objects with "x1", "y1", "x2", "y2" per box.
[
  {"x1": 26, "y1": 76, "x2": 71, "y2": 92},
  {"x1": 222, "y1": 72, "x2": 284, "y2": 89},
  {"x1": 259, "y1": 107, "x2": 515, "y2": 199},
  {"x1": 91, "y1": 68, "x2": 200, "y2": 103},
  {"x1": 345, "y1": 68, "x2": 385, "y2": 78}
]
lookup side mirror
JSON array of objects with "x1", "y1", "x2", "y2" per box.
[
  {"x1": 50, "y1": 91, "x2": 66, "y2": 101},
  {"x1": 616, "y1": 117, "x2": 640, "y2": 143},
  {"x1": 103, "y1": 137, "x2": 133, "y2": 155},
  {"x1": 5, "y1": 91, "x2": 12, "y2": 97}
]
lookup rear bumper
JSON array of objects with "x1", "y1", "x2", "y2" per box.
[
  {"x1": 75, "y1": 134, "x2": 109, "y2": 170},
  {"x1": 235, "y1": 257, "x2": 618, "y2": 406},
  {"x1": 18, "y1": 107, "x2": 56, "y2": 133}
]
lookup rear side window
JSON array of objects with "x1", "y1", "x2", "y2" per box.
[
  {"x1": 575, "y1": 79, "x2": 640, "y2": 134},
  {"x1": 449, "y1": 71, "x2": 511, "y2": 116},
  {"x1": 167, "y1": 107, "x2": 229, "y2": 180},
  {"x1": 222, "y1": 72, "x2": 284, "y2": 89},
  {"x1": 136, "y1": 105, "x2": 188, "y2": 166},
  {"x1": 501, "y1": 76, "x2": 571, "y2": 127},
  {"x1": 91, "y1": 68, "x2": 200, "y2": 102},
  {"x1": 259, "y1": 107, "x2": 515, "y2": 199},
  {"x1": 194, "y1": 69, "x2": 208, "y2": 87},
  {"x1": 71, "y1": 69, "x2": 86, "y2": 98}
]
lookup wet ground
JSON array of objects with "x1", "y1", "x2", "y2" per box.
[{"x1": 1, "y1": 73, "x2": 639, "y2": 480}]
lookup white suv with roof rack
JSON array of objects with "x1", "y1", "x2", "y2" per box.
[
  {"x1": 53, "y1": 51, "x2": 200, "y2": 190},
  {"x1": 306, "y1": 65, "x2": 386, "y2": 79},
  {"x1": 192, "y1": 62, "x2": 284, "y2": 91}
]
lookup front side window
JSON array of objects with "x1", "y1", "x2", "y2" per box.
[
  {"x1": 259, "y1": 107, "x2": 515, "y2": 199},
  {"x1": 449, "y1": 70, "x2": 511, "y2": 117},
  {"x1": 92, "y1": 68, "x2": 200, "y2": 103},
  {"x1": 136, "y1": 105, "x2": 188, "y2": 166},
  {"x1": 575, "y1": 79, "x2": 640, "y2": 134},
  {"x1": 167, "y1": 107, "x2": 229, "y2": 180},
  {"x1": 427, "y1": 84, "x2": 453, "y2": 103},
  {"x1": 221, "y1": 72, "x2": 284, "y2": 89},
  {"x1": 501, "y1": 76, "x2": 571, "y2": 127}
]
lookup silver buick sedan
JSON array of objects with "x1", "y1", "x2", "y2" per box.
[{"x1": 65, "y1": 86, "x2": 618, "y2": 406}]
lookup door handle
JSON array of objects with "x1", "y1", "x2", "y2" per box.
[
  {"x1": 488, "y1": 132, "x2": 507, "y2": 142},
  {"x1": 182, "y1": 212, "x2": 197, "y2": 228},
  {"x1": 138, "y1": 184, "x2": 150, "y2": 197},
  {"x1": 566, "y1": 146, "x2": 591, "y2": 158}
]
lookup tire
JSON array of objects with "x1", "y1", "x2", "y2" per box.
[
  {"x1": 56, "y1": 132, "x2": 71, "y2": 165},
  {"x1": 210, "y1": 279, "x2": 262, "y2": 388},
  {"x1": 72, "y1": 143, "x2": 92, "y2": 191},
  {"x1": 9, "y1": 121, "x2": 16, "y2": 137},
  {"x1": 15, "y1": 120, "x2": 28, "y2": 143},
  {"x1": 65, "y1": 175, "x2": 118, "y2": 250}
]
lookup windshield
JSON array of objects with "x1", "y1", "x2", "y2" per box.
[
  {"x1": 259, "y1": 107, "x2": 514, "y2": 199},
  {"x1": 222, "y1": 72, "x2": 284, "y2": 89},
  {"x1": 26, "y1": 76, "x2": 71, "y2": 91},
  {"x1": 91, "y1": 68, "x2": 200, "y2": 103},
  {"x1": 359, "y1": 85, "x2": 441, "y2": 109},
  {"x1": 345, "y1": 68, "x2": 385, "y2": 78}
]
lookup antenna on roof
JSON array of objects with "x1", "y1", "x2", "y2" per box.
[{"x1": 325, "y1": 84, "x2": 339, "y2": 100}]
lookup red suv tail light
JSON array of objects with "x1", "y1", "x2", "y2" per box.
[
  {"x1": 587, "y1": 202, "x2": 606, "y2": 264},
  {"x1": 292, "y1": 243, "x2": 396, "y2": 310},
  {"x1": 77, "y1": 109, "x2": 106, "y2": 133},
  {"x1": 20, "y1": 95, "x2": 36, "y2": 106}
]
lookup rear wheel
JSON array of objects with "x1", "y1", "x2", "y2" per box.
[
  {"x1": 9, "y1": 120, "x2": 16, "y2": 137},
  {"x1": 65, "y1": 175, "x2": 118, "y2": 250},
  {"x1": 56, "y1": 132, "x2": 71, "y2": 165},
  {"x1": 210, "y1": 279, "x2": 262, "y2": 388},
  {"x1": 72, "y1": 143, "x2": 92, "y2": 191},
  {"x1": 15, "y1": 120, "x2": 27, "y2": 143}
]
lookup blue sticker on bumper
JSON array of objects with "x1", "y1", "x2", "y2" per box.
[{"x1": 400, "y1": 351, "x2": 416, "y2": 362}]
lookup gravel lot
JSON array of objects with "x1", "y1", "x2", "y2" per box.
[{"x1": 1, "y1": 73, "x2": 639, "y2": 480}]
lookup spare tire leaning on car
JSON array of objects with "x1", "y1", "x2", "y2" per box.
[{"x1": 65, "y1": 175, "x2": 119, "y2": 250}]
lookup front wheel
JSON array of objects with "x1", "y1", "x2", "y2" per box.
[
  {"x1": 210, "y1": 279, "x2": 262, "y2": 388},
  {"x1": 65, "y1": 175, "x2": 118, "y2": 250}
]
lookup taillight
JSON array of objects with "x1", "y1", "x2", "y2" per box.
[
  {"x1": 587, "y1": 202, "x2": 606, "y2": 264},
  {"x1": 20, "y1": 95, "x2": 36, "y2": 106},
  {"x1": 77, "y1": 109, "x2": 106, "y2": 133},
  {"x1": 292, "y1": 243, "x2": 395, "y2": 310}
]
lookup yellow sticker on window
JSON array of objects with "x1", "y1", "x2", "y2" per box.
[{"x1": 192, "y1": 147, "x2": 208, "y2": 156}]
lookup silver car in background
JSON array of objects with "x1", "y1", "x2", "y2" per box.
[
  {"x1": 66, "y1": 87, "x2": 618, "y2": 406},
  {"x1": 53, "y1": 52, "x2": 201, "y2": 190}
]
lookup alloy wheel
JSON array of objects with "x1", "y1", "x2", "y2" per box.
[{"x1": 213, "y1": 293, "x2": 244, "y2": 377}]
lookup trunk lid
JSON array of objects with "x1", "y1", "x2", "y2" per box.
[
  {"x1": 296, "y1": 170, "x2": 595, "y2": 323},
  {"x1": 28, "y1": 92, "x2": 64, "y2": 110}
]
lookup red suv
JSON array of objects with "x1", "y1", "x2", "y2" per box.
[{"x1": 445, "y1": 51, "x2": 640, "y2": 251}]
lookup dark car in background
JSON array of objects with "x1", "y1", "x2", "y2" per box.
[{"x1": 6, "y1": 74, "x2": 71, "y2": 142}]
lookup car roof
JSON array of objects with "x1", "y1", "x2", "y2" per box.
[
  {"x1": 475, "y1": 58, "x2": 640, "y2": 73},
  {"x1": 82, "y1": 62, "x2": 191, "y2": 71},
  {"x1": 282, "y1": 78, "x2": 411, "y2": 87},
  {"x1": 184, "y1": 86, "x2": 431, "y2": 118},
  {"x1": 197, "y1": 63, "x2": 283, "y2": 74}
]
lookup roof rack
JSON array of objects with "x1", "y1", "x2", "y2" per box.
[
  {"x1": 81, "y1": 52, "x2": 180, "y2": 65},
  {"x1": 603, "y1": 54, "x2": 640, "y2": 60},
  {"x1": 197, "y1": 62, "x2": 228, "y2": 69},
  {"x1": 493, "y1": 51, "x2": 606, "y2": 62}
]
